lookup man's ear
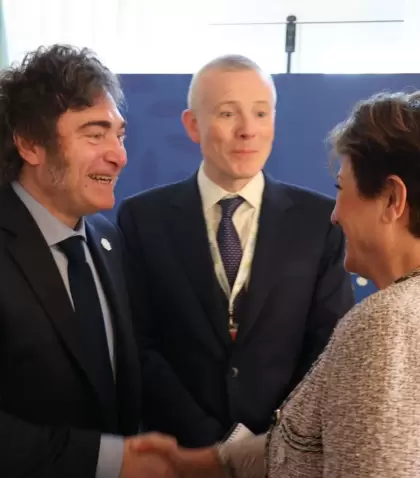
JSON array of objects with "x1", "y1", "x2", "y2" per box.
[
  {"x1": 181, "y1": 109, "x2": 200, "y2": 144},
  {"x1": 13, "y1": 134, "x2": 45, "y2": 166}
]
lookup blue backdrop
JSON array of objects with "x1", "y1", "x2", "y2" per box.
[{"x1": 109, "y1": 73, "x2": 420, "y2": 302}]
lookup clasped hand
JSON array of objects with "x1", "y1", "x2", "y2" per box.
[{"x1": 120, "y1": 432, "x2": 221, "y2": 478}]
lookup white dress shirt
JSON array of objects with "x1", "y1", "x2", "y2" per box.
[{"x1": 197, "y1": 163, "x2": 265, "y2": 292}]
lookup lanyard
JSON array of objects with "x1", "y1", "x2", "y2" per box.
[{"x1": 205, "y1": 201, "x2": 260, "y2": 320}]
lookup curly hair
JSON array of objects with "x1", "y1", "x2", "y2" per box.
[
  {"x1": 328, "y1": 91, "x2": 420, "y2": 237},
  {"x1": 0, "y1": 44, "x2": 124, "y2": 184}
]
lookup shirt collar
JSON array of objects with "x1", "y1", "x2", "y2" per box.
[
  {"x1": 11, "y1": 181, "x2": 86, "y2": 247},
  {"x1": 197, "y1": 162, "x2": 265, "y2": 212}
]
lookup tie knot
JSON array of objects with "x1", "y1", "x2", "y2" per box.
[
  {"x1": 58, "y1": 236, "x2": 86, "y2": 264},
  {"x1": 218, "y1": 196, "x2": 244, "y2": 219}
]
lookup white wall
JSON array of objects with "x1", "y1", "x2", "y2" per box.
[
  {"x1": 207, "y1": 0, "x2": 407, "y2": 73},
  {"x1": 3, "y1": 0, "x2": 416, "y2": 74},
  {"x1": 209, "y1": 0, "x2": 403, "y2": 23}
]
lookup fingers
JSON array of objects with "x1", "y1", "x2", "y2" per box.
[
  {"x1": 121, "y1": 438, "x2": 180, "y2": 478},
  {"x1": 128, "y1": 432, "x2": 179, "y2": 458}
]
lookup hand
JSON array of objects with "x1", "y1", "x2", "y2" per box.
[
  {"x1": 129, "y1": 437, "x2": 224, "y2": 478},
  {"x1": 120, "y1": 451, "x2": 176, "y2": 478},
  {"x1": 120, "y1": 433, "x2": 179, "y2": 478},
  {"x1": 127, "y1": 432, "x2": 179, "y2": 458}
]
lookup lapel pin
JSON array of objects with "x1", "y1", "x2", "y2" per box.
[{"x1": 101, "y1": 238, "x2": 112, "y2": 251}]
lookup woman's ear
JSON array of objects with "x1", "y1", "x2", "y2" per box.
[{"x1": 382, "y1": 175, "x2": 407, "y2": 223}]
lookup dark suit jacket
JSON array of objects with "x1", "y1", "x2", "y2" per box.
[
  {"x1": 117, "y1": 173, "x2": 354, "y2": 448},
  {"x1": 0, "y1": 185, "x2": 141, "y2": 477}
]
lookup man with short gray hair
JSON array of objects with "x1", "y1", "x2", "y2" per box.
[{"x1": 118, "y1": 54, "x2": 354, "y2": 447}]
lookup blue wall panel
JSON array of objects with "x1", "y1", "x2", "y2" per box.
[{"x1": 110, "y1": 73, "x2": 420, "y2": 301}]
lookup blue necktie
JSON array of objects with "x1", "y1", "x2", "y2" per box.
[
  {"x1": 217, "y1": 196, "x2": 245, "y2": 291},
  {"x1": 59, "y1": 236, "x2": 115, "y2": 403}
]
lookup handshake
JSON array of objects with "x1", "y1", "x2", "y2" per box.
[{"x1": 120, "y1": 432, "x2": 223, "y2": 478}]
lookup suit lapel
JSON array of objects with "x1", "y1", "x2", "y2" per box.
[
  {"x1": 236, "y1": 177, "x2": 295, "y2": 343},
  {"x1": 167, "y1": 175, "x2": 232, "y2": 348},
  {"x1": 86, "y1": 220, "x2": 142, "y2": 434},
  {"x1": 85, "y1": 223, "x2": 124, "y2": 338},
  {"x1": 0, "y1": 186, "x2": 123, "y2": 430},
  {"x1": 0, "y1": 185, "x2": 91, "y2": 387}
]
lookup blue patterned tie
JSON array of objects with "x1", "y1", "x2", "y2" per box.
[{"x1": 217, "y1": 196, "x2": 245, "y2": 290}]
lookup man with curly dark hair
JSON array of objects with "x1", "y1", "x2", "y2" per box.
[{"x1": 0, "y1": 44, "x2": 176, "y2": 478}]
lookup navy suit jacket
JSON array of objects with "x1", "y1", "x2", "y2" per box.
[
  {"x1": 0, "y1": 185, "x2": 141, "y2": 477},
  {"x1": 118, "y1": 172, "x2": 354, "y2": 447}
]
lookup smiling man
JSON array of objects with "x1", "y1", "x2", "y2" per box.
[
  {"x1": 118, "y1": 54, "x2": 354, "y2": 447},
  {"x1": 0, "y1": 44, "x2": 177, "y2": 478}
]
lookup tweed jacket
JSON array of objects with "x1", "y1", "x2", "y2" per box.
[{"x1": 221, "y1": 274, "x2": 420, "y2": 477}]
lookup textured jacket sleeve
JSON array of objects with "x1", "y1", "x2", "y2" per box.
[
  {"x1": 219, "y1": 434, "x2": 266, "y2": 478},
  {"x1": 323, "y1": 287, "x2": 420, "y2": 477}
]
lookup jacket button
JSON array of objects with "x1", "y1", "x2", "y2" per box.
[{"x1": 231, "y1": 367, "x2": 239, "y2": 378}]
